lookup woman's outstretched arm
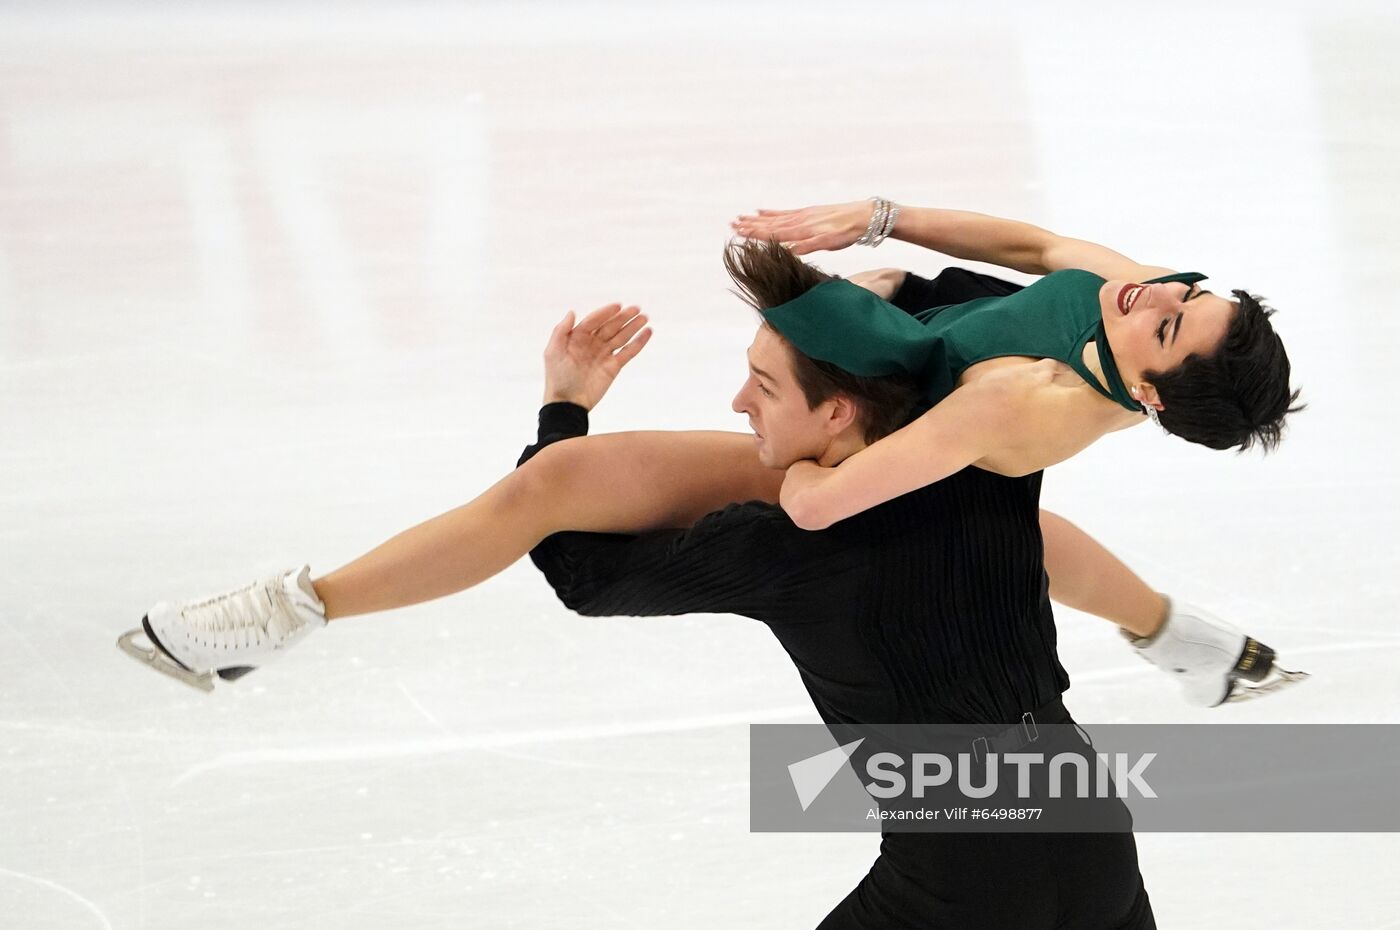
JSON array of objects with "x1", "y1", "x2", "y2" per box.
[
  {"x1": 732, "y1": 201, "x2": 1175, "y2": 281},
  {"x1": 781, "y1": 367, "x2": 1117, "y2": 531},
  {"x1": 732, "y1": 201, "x2": 1051, "y2": 270},
  {"x1": 780, "y1": 376, "x2": 1019, "y2": 531}
]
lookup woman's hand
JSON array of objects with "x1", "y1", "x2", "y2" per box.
[
  {"x1": 730, "y1": 201, "x2": 876, "y2": 255},
  {"x1": 542, "y1": 303, "x2": 652, "y2": 411}
]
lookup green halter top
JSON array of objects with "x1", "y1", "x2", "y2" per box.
[{"x1": 762, "y1": 269, "x2": 1208, "y2": 413}]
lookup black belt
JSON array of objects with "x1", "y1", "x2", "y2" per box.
[{"x1": 970, "y1": 696, "x2": 1067, "y2": 764}]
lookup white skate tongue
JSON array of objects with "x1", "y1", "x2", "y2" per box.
[{"x1": 281, "y1": 565, "x2": 327, "y2": 624}]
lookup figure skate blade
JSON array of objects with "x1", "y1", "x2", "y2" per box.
[{"x1": 117, "y1": 620, "x2": 216, "y2": 693}]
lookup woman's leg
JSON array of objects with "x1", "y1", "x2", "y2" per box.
[
  {"x1": 1039, "y1": 510, "x2": 1167, "y2": 638},
  {"x1": 312, "y1": 430, "x2": 784, "y2": 621}
]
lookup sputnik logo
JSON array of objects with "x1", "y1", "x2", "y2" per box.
[{"x1": 787, "y1": 738, "x2": 865, "y2": 811}]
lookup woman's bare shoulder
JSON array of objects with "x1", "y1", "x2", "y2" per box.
[{"x1": 971, "y1": 370, "x2": 1141, "y2": 475}]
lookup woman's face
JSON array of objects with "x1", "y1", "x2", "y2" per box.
[{"x1": 1098, "y1": 279, "x2": 1237, "y2": 408}]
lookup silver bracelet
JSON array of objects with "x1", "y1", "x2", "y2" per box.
[
  {"x1": 855, "y1": 196, "x2": 890, "y2": 247},
  {"x1": 872, "y1": 202, "x2": 900, "y2": 247}
]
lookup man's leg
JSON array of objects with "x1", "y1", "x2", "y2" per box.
[{"x1": 312, "y1": 430, "x2": 784, "y2": 620}]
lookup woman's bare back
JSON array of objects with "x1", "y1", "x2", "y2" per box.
[{"x1": 956, "y1": 351, "x2": 1143, "y2": 478}]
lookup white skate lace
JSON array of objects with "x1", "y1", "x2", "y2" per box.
[{"x1": 180, "y1": 574, "x2": 306, "y2": 651}]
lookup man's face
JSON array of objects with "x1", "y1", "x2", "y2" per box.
[{"x1": 731, "y1": 325, "x2": 835, "y2": 469}]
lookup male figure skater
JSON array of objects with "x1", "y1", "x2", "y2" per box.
[{"x1": 515, "y1": 241, "x2": 1156, "y2": 928}]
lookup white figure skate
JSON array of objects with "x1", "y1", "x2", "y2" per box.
[
  {"x1": 118, "y1": 565, "x2": 327, "y2": 692},
  {"x1": 1123, "y1": 598, "x2": 1309, "y2": 707}
]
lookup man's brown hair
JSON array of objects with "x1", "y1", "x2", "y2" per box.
[{"x1": 723, "y1": 238, "x2": 923, "y2": 444}]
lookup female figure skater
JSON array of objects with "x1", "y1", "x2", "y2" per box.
[
  {"x1": 731, "y1": 199, "x2": 1301, "y2": 530},
  {"x1": 118, "y1": 201, "x2": 1305, "y2": 704}
]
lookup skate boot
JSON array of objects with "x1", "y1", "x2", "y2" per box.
[
  {"x1": 118, "y1": 565, "x2": 327, "y2": 692},
  {"x1": 1122, "y1": 597, "x2": 1309, "y2": 707}
]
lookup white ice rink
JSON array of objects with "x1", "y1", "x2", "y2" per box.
[{"x1": 3, "y1": 1, "x2": 1398, "y2": 926}]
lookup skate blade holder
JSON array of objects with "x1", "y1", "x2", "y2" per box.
[
  {"x1": 1224, "y1": 666, "x2": 1310, "y2": 704},
  {"x1": 117, "y1": 627, "x2": 216, "y2": 693}
]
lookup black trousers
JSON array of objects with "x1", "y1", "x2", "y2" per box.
[
  {"x1": 816, "y1": 831, "x2": 1154, "y2": 930},
  {"x1": 816, "y1": 699, "x2": 1156, "y2": 929}
]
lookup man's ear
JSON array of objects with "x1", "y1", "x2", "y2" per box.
[{"x1": 824, "y1": 393, "x2": 862, "y2": 435}]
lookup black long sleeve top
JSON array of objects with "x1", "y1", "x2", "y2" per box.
[{"x1": 517, "y1": 402, "x2": 1069, "y2": 727}]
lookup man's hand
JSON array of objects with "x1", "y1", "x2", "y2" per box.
[{"x1": 543, "y1": 303, "x2": 652, "y2": 411}]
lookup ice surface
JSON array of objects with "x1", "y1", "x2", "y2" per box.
[{"x1": 2, "y1": 2, "x2": 1398, "y2": 927}]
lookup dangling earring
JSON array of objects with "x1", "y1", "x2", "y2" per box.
[{"x1": 1132, "y1": 388, "x2": 1161, "y2": 426}]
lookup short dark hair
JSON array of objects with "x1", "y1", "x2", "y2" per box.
[
  {"x1": 723, "y1": 238, "x2": 922, "y2": 444},
  {"x1": 1145, "y1": 289, "x2": 1304, "y2": 452}
]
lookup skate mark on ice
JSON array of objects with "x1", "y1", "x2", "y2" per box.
[
  {"x1": 0, "y1": 866, "x2": 114, "y2": 930},
  {"x1": 395, "y1": 679, "x2": 455, "y2": 737},
  {"x1": 171, "y1": 703, "x2": 816, "y2": 786},
  {"x1": 477, "y1": 741, "x2": 704, "y2": 775},
  {"x1": 114, "y1": 767, "x2": 150, "y2": 930},
  {"x1": 393, "y1": 680, "x2": 690, "y2": 774},
  {"x1": 1073, "y1": 636, "x2": 1400, "y2": 685},
  {"x1": 1273, "y1": 637, "x2": 1400, "y2": 656}
]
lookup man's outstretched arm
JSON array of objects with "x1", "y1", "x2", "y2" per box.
[
  {"x1": 540, "y1": 302, "x2": 651, "y2": 411},
  {"x1": 516, "y1": 301, "x2": 807, "y2": 624}
]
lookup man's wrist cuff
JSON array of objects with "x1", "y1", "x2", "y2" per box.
[{"x1": 539, "y1": 401, "x2": 589, "y2": 438}]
